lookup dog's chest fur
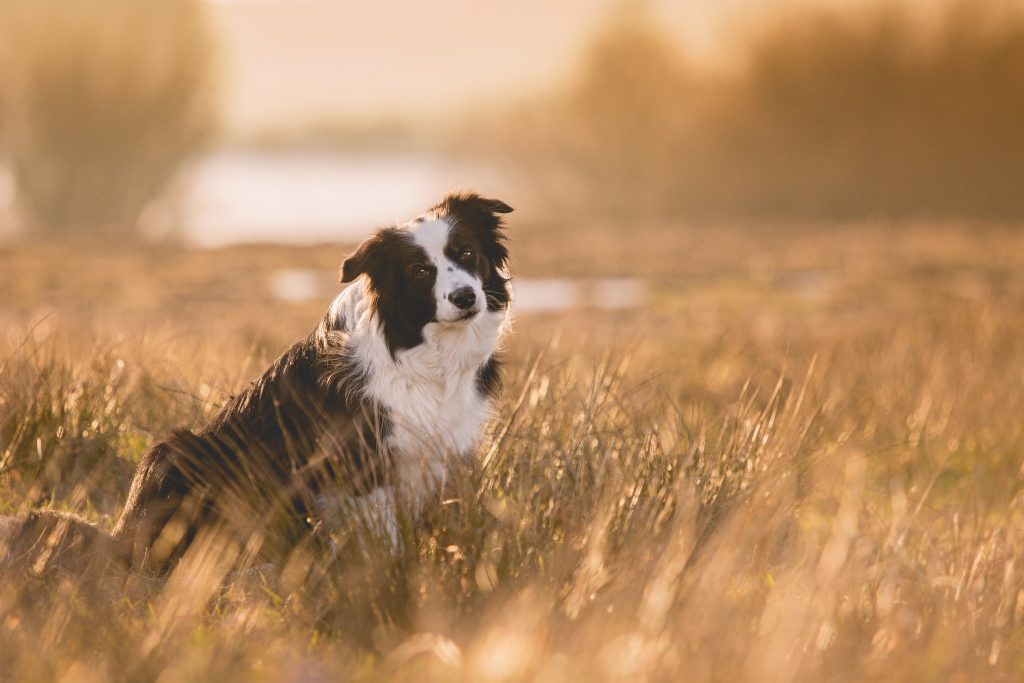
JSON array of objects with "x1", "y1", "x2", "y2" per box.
[{"x1": 329, "y1": 284, "x2": 506, "y2": 501}]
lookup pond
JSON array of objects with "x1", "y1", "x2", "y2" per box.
[
  {"x1": 0, "y1": 149, "x2": 513, "y2": 245},
  {"x1": 269, "y1": 269, "x2": 649, "y2": 313}
]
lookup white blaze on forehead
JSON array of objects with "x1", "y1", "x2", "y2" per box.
[
  {"x1": 407, "y1": 216, "x2": 451, "y2": 264},
  {"x1": 406, "y1": 215, "x2": 483, "y2": 321}
]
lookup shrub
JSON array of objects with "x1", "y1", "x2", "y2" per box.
[
  {"x1": 719, "y1": 1, "x2": 1024, "y2": 219},
  {"x1": 0, "y1": 0, "x2": 215, "y2": 239},
  {"x1": 560, "y1": 18, "x2": 691, "y2": 219},
  {"x1": 512, "y1": 1, "x2": 1024, "y2": 221}
]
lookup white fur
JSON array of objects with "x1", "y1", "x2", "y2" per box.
[
  {"x1": 322, "y1": 224, "x2": 510, "y2": 542},
  {"x1": 314, "y1": 486, "x2": 400, "y2": 552},
  {"x1": 410, "y1": 217, "x2": 486, "y2": 323}
]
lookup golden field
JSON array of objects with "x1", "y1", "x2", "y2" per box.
[{"x1": 1, "y1": 222, "x2": 1023, "y2": 681}]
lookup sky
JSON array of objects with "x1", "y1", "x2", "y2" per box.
[
  {"x1": 205, "y1": 0, "x2": 825, "y2": 134},
  {"x1": 206, "y1": 0, "x2": 952, "y2": 136},
  {"x1": 208, "y1": 0, "x2": 611, "y2": 134}
]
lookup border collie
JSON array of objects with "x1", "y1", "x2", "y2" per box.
[{"x1": 2, "y1": 192, "x2": 513, "y2": 576}]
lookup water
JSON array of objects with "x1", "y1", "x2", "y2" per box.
[
  {"x1": 269, "y1": 269, "x2": 649, "y2": 312},
  {"x1": 2, "y1": 150, "x2": 651, "y2": 312},
  {"x1": 187, "y1": 149, "x2": 513, "y2": 246},
  {"x1": 510, "y1": 278, "x2": 649, "y2": 312},
  {"x1": 0, "y1": 150, "x2": 512, "y2": 244}
]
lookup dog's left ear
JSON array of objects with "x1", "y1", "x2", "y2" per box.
[
  {"x1": 480, "y1": 197, "x2": 513, "y2": 215},
  {"x1": 467, "y1": 196, "x2": 512, "y2": 270}
]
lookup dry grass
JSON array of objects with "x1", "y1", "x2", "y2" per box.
[{"x1": 2, "y1": 223, "x2": 1024, "y2": 681}]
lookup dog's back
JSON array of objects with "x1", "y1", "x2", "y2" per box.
[
  {"x1": 110, "y1": 325, "x2": 385, "y2": 572},
  {"x1": 1, "y1": 327, "x2": 380, "y2": 581}
]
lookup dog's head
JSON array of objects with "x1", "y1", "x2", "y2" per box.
[{"x1": 340, "y1": 192, "x2": 513, "y2": 354}]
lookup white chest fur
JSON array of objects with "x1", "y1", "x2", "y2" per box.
[
  {"x1": 329, "y1": 284, "x2": 508, "y2": 506},
  {"x1": 372, "y1": 318, "x2": 500, "y2": 503}
]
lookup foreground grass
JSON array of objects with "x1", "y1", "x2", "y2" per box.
[{"x1": 1, "y1": 224, "x2": 1024, "y2": 681}]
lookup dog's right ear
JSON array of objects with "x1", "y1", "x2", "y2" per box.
[{"x1": 340, "y1": 234, "x2": 381, "y2": 283}]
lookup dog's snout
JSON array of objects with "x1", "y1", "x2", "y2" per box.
[{"x1": 448, "y1": 286, "x2": 476, "y2": 310}]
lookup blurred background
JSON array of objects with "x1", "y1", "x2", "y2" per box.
[
  {"x1": 0, "y1": 0, "x2": 1022, "y2": 349},
  {"x1": 4, "y1": 0, "x2": 1024, "y2": 346},
  {"x1": 2, "y1": 0, "x2": 1024, "y2": 248}
]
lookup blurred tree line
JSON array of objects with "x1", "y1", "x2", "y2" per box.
[
  {"x1": 506, "y1": 1, "x2": 1024, "y2": 222},
  {"x1": 2, "y1": 0, "x2": 1023, "y2": 237},
  {"x1": 0, "y1": 0, "x2": 213, "y2": 240}
]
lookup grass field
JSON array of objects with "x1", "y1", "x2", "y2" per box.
[{"x1": 2, "y1": 222, "x2": 1024, "y2": 682}]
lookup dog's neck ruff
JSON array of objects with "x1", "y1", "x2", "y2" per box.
[{"x1": 325, "y1": 281, "x2": 509, "y2": 504}]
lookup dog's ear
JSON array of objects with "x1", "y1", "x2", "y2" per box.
[
  {"x1": 432, "y1": 192, "x2": 513, "y2": 221},
  {"x1": 340, "y1": 234, "x2": 382, "y2": 283},
  {"x1": 480, "y1": 197, "x2": 513, "y2": 215}
]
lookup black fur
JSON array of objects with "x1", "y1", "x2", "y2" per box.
[
  {"x1": 341, "y1": 228, "x2": 437, "y2": 356},
  {"x1": 341, "y1": 192, "x2": 513, "y2": 353},
  {"x1": 434, "y1": 193, "x2": 513, "y2": 312},
  {"x1": 476, "y1": 356, "x2": 502, "y2": 398},
  {"x1": 2, "y1": 192, "x2": 513, "y2": 579},
  {"x1": 111, "y1": 323, "x2": 388, "y2": 571}
]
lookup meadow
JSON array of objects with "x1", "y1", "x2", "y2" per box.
[{"x1": 1, "y1": 221, "x2": 1023, "y2": 682}]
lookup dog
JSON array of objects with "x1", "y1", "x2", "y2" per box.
[{"x1": 2, "y1": 192, "x2": 513, "y2": 578}]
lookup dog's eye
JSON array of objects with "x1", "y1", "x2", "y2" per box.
[
  {"x1": 412, "y1": 264, "x2": 432, "y2": 278},
  {"x1": 459, "y1": 248, "x2": 474, "y2": 262}
]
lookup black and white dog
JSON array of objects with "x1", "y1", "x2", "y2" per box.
[{"x1": 2, "y1": 192, "x2": 513, "y2": 576}]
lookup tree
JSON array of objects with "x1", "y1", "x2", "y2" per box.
[{"x1": 0, "y1": 0, "x2": 215, "y2": 239}]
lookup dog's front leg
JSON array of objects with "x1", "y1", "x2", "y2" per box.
[{"x1": 354, "y1": 485, "x2": 401, "y2": 550}]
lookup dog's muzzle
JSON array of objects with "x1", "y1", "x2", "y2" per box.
[{"x1": 448, "y1": 286, "x2": 477, "y2": 311}]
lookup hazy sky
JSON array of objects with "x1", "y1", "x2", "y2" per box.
[{"x1": 207, "y1": 0, "x2": 942, "y2": 135}]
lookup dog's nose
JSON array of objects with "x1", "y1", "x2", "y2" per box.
[{"x1": 448, "y1": 286, "x2": 477, "y2": 310}]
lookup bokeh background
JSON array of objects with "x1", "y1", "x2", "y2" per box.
[
  {"x1": 3, "y1": 0, "x2": 1024, "y2": 245},
  {"x1": 3, "y1": 0, "x2": 1024, "y2": 333},
  {"x1": 3, "y1": 2, "x2": 1024, "y2": 682}
]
